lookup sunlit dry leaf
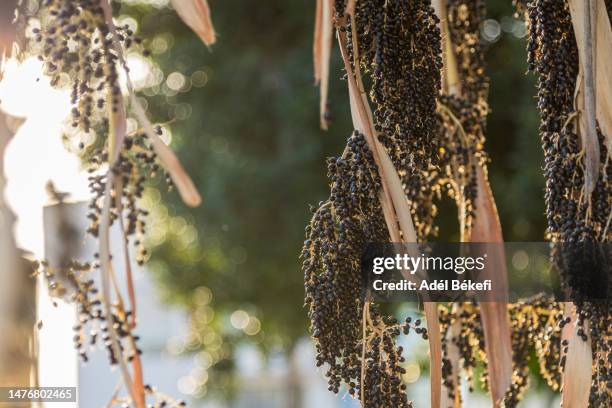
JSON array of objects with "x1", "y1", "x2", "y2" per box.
[
  {"x1": 470, "y1": 166, "x2": 513, "y2": 407},
  {"x1": 573, "y1": 71, "x2": 600, "y2": 197},
  {"x1": 131, "y1": 106, "x2": 202, "y2": 207},
  {"x1": 170, "y1": 0, "x2": 216, "y2": 47},
  {"x1": 561, "y1": 303, "x2": 593, "y2": 408}
]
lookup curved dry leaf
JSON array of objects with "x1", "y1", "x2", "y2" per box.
[
  {"x1": 101, "y1": 0, "x2": 202, "y2": 208},
  {"x1": 339, "y1": 31, "x2": 399, "y2": 241},
  {"x1": 344, "y1": 0, "x2": 356, "y2": 17},
  {"x1": 561, "y1": 303, "x2": 592, "y2": 408},
  {"x1": 574, "y1": 70, "x2": 600, "y2": 197},
  {"x1": 143, "y1": 117, "x2": 202, "y2": 207},
  {"x1": 171, "y1": 0, "x2": 216, "y2": 47},
  {"x1": 469, "y1": 166, "x2": 513, "y2": 407}
]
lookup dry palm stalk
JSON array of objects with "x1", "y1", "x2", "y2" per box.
[
  {"x1": 432, "y1": 5, "x2": 463, "y2": 407},
  {"x1": 313, "y1": 0, "x2": 323, "y2": 82},
  {"x1": 569, "y1": 0, "x2": 600, "y2": 197},
  {"x1": 313, "y1": 0, "x2": 333, "y2": 129},
  {"x1": 432, "y1": 1, "x2": 512, "y2": 406},
  {"x1": 170, "y1": 0, "x2": 216, "y2": 47},
  {"x1": 431, "y1": 5, "x2": 464, "y2": 406}
]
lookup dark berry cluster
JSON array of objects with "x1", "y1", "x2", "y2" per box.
[
  {"x1": 28, "y1": 1, "x2": 185, "y2": 406},
  {"x1": 517, "y1": 1, "x2": 612, "y2": 405},
  {"x1": 339, "y1": 0, "x2": 443, "y2": 239},
  {"x1": 32, "y1": 0, "x2": 145, "y2": 133},
  {"x1": 303, "y1": 132, "x2": 432, "y2": 407},
  {"x1": 85, "y1": 127, "x2": 170, "y2": 265},
  {"x1": 304, "y1": 2, "x2": 446, "y2": 405},
  {"x1": 439, "y1": 304, "x2": 485, "y2": 402},
  {"x1": 502, "y1": 296, "x2": 563, "y2": 407},
  {"x1": 34, "y1": 257, "x2": 144, "y2": 368},
  {"x1": 438, "y1": 297, "x2": 564, "y2": 408}
]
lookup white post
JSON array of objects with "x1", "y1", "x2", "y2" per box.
[{"x1": 39, "y1": 202, "x2": 90, "y2": 408}]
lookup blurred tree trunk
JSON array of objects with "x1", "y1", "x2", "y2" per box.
[
  {"x1": 0, "y1": 0, "x2": 37, "y2": 394},
  {"x1": 0, "y1": 102, "x2": 36, "y2": 392}
]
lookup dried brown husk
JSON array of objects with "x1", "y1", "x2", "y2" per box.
[
  {"x1": 313, "y1": 0, "x2": 333, "y2": 130},
  {"x1": 170, "y1": 0, "x2": 216, "y2": 46},
  {"x1": 569, "y1": 0, "x2": 602, "y2": 196}
]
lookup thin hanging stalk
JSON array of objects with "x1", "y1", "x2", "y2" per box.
[
  {"x1": 431, "y1": 5, "x2": 463, "y2": 405},
  {"x1": 98, "y1": 3, "x2": 142, "y2": 401},
  {"x1": 115, "y1": 179, "x2": 137, "y2": 329},
  {"x1": 99, "y1": 173, "x2": 142, "y2": 408}
]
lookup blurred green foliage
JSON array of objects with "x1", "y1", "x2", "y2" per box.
[{"x1": 121, "y1": 0, "x2": 549, "y2": 395}]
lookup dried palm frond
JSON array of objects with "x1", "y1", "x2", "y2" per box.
[
  {"x1": 170, "y1": 0, "x2": 216, "y2": 47},
  {"x1": 313, "y1": 0, "x2": 333, "y2": 130},
  {"x1": 560, "y1": 303, "x2": 593, "y2": 408}
]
